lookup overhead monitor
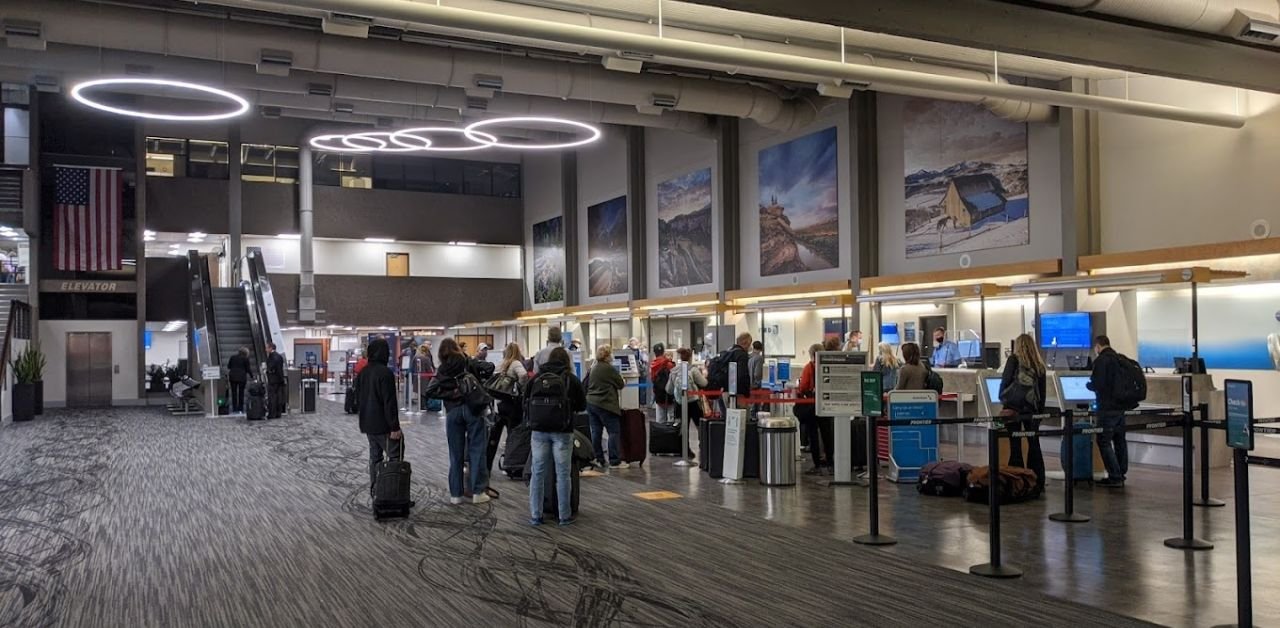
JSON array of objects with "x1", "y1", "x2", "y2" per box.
[
  {"x1": 984, "y1": 377, "x2": 1004, "y2": 403},
  {"x1": 880, "y1": 323, "x2": 900, "y2": 345},
  {"x1": 1058, "y1": 375, "x2": 1095, "y2": 402},
  {"x1": 957, "y1": 340, "x2": 982, "y2": 362},
  {"x1": 1039, "y1": 312, "x2": 1092, "y2": 349}
]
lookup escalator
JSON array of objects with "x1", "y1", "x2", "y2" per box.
[{"x1": 211, "y1": 287, "x2": 255, "y2": 365}]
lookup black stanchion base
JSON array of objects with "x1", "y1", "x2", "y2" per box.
[
  {"x1": 1193, "y1": 497, "x2": 1226, "y2": 508},
  {"x1": 852, "y1": 534, "x2": 897, "y2": 546},
  {"x1": 1209, "y1": 624, "x2": 1257, "y2": 627},
  {"x1": 1049, "y1": 512, "x2": 1091, "y2": 523},
  {"x1": 969, "y1": 563, "x2": 1023, "y2": 579},
  {"x1": 1163, "y1": 537, "x2": 1214, "y2": 550}
]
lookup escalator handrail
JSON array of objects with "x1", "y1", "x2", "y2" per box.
[
  {"x1": 244, "y1": 247, "x2": 280, "y2": 374},
  {"x1": 186, "y1": 251, "x2": 221, "y2": 371}
]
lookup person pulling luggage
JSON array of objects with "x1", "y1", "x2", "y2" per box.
[{"x1": 354, "y1": 338, "x2": 405, "y2": 498}]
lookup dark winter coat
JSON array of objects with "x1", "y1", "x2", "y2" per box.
[{"x1": 354, "y1": 339, "x2": 400, "y2": 435}]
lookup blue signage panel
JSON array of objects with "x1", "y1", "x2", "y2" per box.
[
  {"x1": 1225, "y1": 379, "x2": 1254, "y2": 451},
  {"x1": 887, "y1": 390, "x2": 939, "y2": 483}
]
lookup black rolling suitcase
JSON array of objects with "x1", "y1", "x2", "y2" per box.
[
  {"x1": 648, "y1": 421, "x2": 682, "y2": 456},
  {"x1": 344, "y1": 386, "x2": 357, "y2": 414},
  {"x1": 372, "y1": 438, "x2": 414, "y2": 519},
  {"x1": 245, "y1": 382, "x2": 267, "y2": 421},
  {"x1": 523, "y1": 449, "x2": 581, "y2": 517},
  {"x1": 500, "y1": 422, "x2": 532, "y2": 480}
]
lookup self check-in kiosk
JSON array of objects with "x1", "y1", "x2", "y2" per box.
[{"x1": 615, "y1": 350, "x2": 641, "y2": 410}]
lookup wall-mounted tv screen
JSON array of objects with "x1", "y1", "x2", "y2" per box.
[
  {"x1": 881, "y1": 323, "x2": 900, "y2": 345},
  {"x1": 1039, "y1": 312, "x2": 1092, "y2": 349}
]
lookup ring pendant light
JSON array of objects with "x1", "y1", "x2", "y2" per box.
[
  {"x1": 462, "y1": 116, "x2": 602, "y2": 150},
  {"x1": 389, "y1": 127, "x2": 499, "y2": 152},
  {"x1": 70, "y1": 77, "x2": 250, "y2": 122},
  {"x1": 343, "y1": 131, "x2": 426, "y2": 153}
]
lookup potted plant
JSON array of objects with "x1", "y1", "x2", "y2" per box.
[{"x1": 11, "y1": 344, "x2": 41, "y2": 421}]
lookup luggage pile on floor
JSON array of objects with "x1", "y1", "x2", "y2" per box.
[{"x1": 917, "y1": 461, "x2": 1041, "y2": 504}]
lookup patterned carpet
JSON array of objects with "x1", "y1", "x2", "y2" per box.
[{"x1": 0, "y1": 403, "x2": 1161, "y2": 627}]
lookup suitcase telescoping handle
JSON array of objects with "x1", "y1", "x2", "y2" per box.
[{"x1": 386, "y1": 434, "x2": 404, "y2": 462}]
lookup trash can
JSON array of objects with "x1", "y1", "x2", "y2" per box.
[
  {"x1": 301, "y1": 378, "x2": 318, "y2": 414},
  {"x1": 758, "y1": 414, "x2": 798, "y2": 486}
]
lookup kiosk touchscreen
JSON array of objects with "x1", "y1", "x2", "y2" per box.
[
  {"x1": 984, "y1": 377, "x2": 1003, "y2": 405},
  {"x1": 615, "y1": 350, "x2": 641, "y2": 410},
  {"x1": 1058, "y1": 375, "x2": 1095, "y2": 404}
]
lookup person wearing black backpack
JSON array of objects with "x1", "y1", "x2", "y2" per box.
[
  {"x1": 706, "y1": 333, "x2": 753, "y2": 415},
  {"x1": 524, "y1": 347, "x2": 586, "y2": 526},
  {"x1": 1088, "y1": 335, "x2": 1138, "y2": 488},
  {"x1": 427, "y1": 337, "x2": 494, "y2": 505},
  {"x1": 999, "y1": 334, "x2": 1047, "y2": 495},
  {"x1": 650, "y1": 344, "x2": 674, "y2": 423}
]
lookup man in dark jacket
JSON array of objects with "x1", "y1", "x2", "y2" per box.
[
  {"x1": 1087, "y1": 335, "x2": 1127, "y2": 487},
  {"x1": 265, "y1": 343, "x2": 287, "y2": 418},
  {"x1": 355, "y1": 338, "x2": 402, "y2": 496},
  {"x1": 226, "y1": 346, "x2": 252, "y2": 414},
  {"x1": 727, "y1": 332, "x2": 753, "y2": 398}
]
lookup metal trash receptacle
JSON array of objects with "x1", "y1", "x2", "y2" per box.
[
  {"x1": 301, "y1": 378, "x2": 318, "y2": 413},
  {"x1": 758, "y1": 414, "x2": 798, "y2": 486}
]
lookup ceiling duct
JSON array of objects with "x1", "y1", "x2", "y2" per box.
[
  {"x1": 306, "y1": 82, "x2": 333, "y2": 97},
  {"x1": 257, "y1": 48, "x2": 293, "y2": 76},
  {"x1": 2, "y1": 18, "x2": 44, "y2": 51},
  {"x1": 322, "y1": 12, "x2": 371, "y2": 38},
  {"x1": 1030, "y1": 0, "x2": 1280, "y2": 36}
]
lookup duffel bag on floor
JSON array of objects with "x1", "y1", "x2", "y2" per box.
[
  {"x1": 964, "y1": 465, "x2": 1040, "y2": 504},
  {"x1": 917, "y1": 460, "x2": 973, "y2": 497}
]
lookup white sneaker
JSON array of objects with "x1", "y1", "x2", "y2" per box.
[
  {"x1": 614, "y1": 462, "x2": 630, "y2": 469},
  {"x1": 472, "y1": 493, "x2": 491, "y2": 505},
  {"x1": 449, "y1": 496, "x2": 463, "y2": 505}
]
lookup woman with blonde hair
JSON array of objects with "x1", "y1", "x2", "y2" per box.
[
  {"x1": 999, "y1": 333, "x2": 1048, "y2": 494},
  {"x1": 486, "y1": 343, "x2": 530, "y2": 483},
  {"x1": 873, "y1": 342, "x2": 901, "y2": 391}
]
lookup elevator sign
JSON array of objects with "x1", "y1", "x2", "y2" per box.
[{"x1": 40, "y1": 280, "x2": 137, "y2": 293}]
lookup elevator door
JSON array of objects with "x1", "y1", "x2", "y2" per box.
[{"x1": 67, "y1": 332, "x2": 113, "y2": 408}]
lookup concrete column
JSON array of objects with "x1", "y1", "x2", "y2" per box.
[
  {"x1": 626, "y1": 126, "x2": 646, "y2": 301},
  {"x1": 1058, "y1": 77, "x2": 1098, "y2": 312},
  {"x1": 228, "y1": 123, "x2": 242, "y2": 282},
  {"x1": 298, "y1": 144, "x2": 316, "y2": 323},
  {"x1": 852, "y1": 92, "x2": 879, "y2": 331},
  {"x1": 716, "y1": 116, "x2": 740, "y2": 295},
  {"x1": 135, "y1": 121, "x2": 147, "y2": 399},
  {"x1": 561, "y1": 152, "x2": 579, "y2": 306}
]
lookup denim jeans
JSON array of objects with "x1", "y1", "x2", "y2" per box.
[
  {"x1": 366, "y1": 433, "x2": 403, "y2": 494},
  {"x1": 446, "y1": 404, "x2": 489, "y2": 498},
  {"x1": 529, "y1": 431, "x2": 573, "y2": 522},
  {"x1": 655, "y1": 403, "x2": 671, "y2": 424},
  {"x1": 587, "y1": 405, "x2": 622, "y2": 466},
  {"x1": 1096, "y1": 411, "x2": 1128, "y2": 481}
]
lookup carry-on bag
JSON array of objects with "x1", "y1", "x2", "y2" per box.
[
  {"x1": 917, "y1": 460, "x2": 973, "y2": 497},
  {"x1": 343, "y1": 386, "x2": 357, "y2": 414},
  {"x1": 372, "y1": 438, "x2": 414, "y2": 519},
  {"x1": 523, "y1": 450, "x2": 581, "y2": 516},
  {"x1": 500, "y1": 422, "x2": 533, "y2": 480},
  {"x1": 245, "y1": 382, "x2": 267, "y2": 421},
  {"x1": 963, "y1": 465, "x2": 1040, "y2": 504},
  {"x1": 648, "y1": 421, "x2": 682, "y2": 456},
  {"x1": 1060, "y1": 422, "x2": 1094, "y2": 484},
  {"x1": 618, "y1": 409, "x2": 648, "y2": 465}
]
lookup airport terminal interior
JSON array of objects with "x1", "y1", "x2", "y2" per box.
[{"x1": 3, "y1": 0, "x2": 1280, "y2": 626}]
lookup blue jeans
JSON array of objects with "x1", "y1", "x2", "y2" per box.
[
  {"x1": 1096, "y1": 411, "x2": 1128, "y2": 481},
  {"x1": 446, "y1": 404, "x2": 489, "y2": 498},
  {"x1": 529, "y1": 431, "x2": 573, "y2": 522},
  {"x1": 587, "y1": 405, "x2": 621, "y2": 466}
]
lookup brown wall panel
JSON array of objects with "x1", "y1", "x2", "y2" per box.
[{"x1": 265, "y1": 274, "x2": 521, "y2": 327}]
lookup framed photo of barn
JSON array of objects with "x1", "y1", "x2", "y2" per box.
[{"x1": 902, "y1": 98, "x2": 1029, "y2": 259}]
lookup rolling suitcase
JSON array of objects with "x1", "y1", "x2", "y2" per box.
[
  {"x1": 1060, "y1": 422, "x2": 1094, "y2": 484},
  {"x1": 698, "y1": 420, "x2": 711, "y2": 470},
  {"x1": 343, "y1": 386, "x2": 357, "y2": 414},
  {"x1": 619, "y1": 409, "x2": 648, "y2": 465},
  {"x1": 372, "y1": 439, "x2": 414, "y2": 519},
  {"x1": 500, "y1": 422, "x2": 532, "y2": 480},
  {"x1": 707, "y1": 419, "x2": 727, "y2": 478},
  {"x1": 245, "y1": 382, "x2": 267, "y2": 421},
  {"x1": 648, "y1": 421, "x2": 682, "y2": 456},
  {"x1": 523, "y1": 450, "x2": 581, "y2": 517}
]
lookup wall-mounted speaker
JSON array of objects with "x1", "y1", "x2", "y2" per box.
[
  {"x1": 958, "y1": 253, "x2": 972, "y2": 269},
  {"x1": 1250, "y1": 218, "x2": 1271, "y2": 239}
]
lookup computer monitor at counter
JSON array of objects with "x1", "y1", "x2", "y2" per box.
[
  {"x1": 1058, "y1": 375, "x2": 1095, "y2": 402},
  {"x1": 984, "y1": 377, "x2": 1003, "y2": 404}
]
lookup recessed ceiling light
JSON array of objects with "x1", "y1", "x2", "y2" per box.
[
  {"x1": 189, "y1": 231, "x2": 207, "y2": 238},
  {"x1": 277, "y1": 233, "x2": 301, "y2": 240},
  {"x1": 365, "y1": 237, "x2": 395, "y2": 243},
  {"x1": 168, "y1": 250, "x2": 185, "y2": 256},
  {"x1": 144, "y1": 229, "x2": 156, "y2": 236},
  {"x1": 449, "y1": 241, "x2": 477, "y2": 246},
  {"x1": 143, "y1": 235, "x2": 156, "y2": 242},
  {"x1": 70, "y1": 77, "x2": 250, "y2": 122}
]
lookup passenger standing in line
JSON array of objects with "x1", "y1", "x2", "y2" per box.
[
  {"x1": 586, "y1": 344, "x2": 627, "y2": 469},
  {"x1": 534, "y1": 326, "x2": 564, "y2": 370},
  {"x1": 526, "y1": 347, "x2": 586, "y2": 526},
  {"x1": 999, "y1": 334, "x2": 1048, "y2": 494},
  {"x1": 1088, "y1": 335, "x2": 1128, "y2": 488},
  {"x1": 872, "y1": 342, "x2": 901, "y2": 391},
  {"x1": 650, "y1": 343, "x2": 675, "y2": 423},
  {"x1": 354, "y1": 338, "x2": 403, "y2": 498},
  {"x1": 795, "y1": 343, "x2": 832, "y2": 475},
  {"x1": 843, "y1": 330, "x2": 863, "y2": 352},
  {"x1": 415, "y1": 344, "x2": 435, "y2": 409},
  {"x1": 628, "y1": 338, "x2": 649, "y2": 407},
  {"x1": 748, "y1": 341, "x2": 765, "y2": 390},
  {"x1": 665, "y1": 347, "x2": 708, "y2": 433},
  {"x1": 227, "y1": 346, "x2": 252, "y2": 414},
  {"x1": 428, "y1": 337, "x2": 493, "y2": 505},
  {"x1": 265, "y1": 342, "x2": 286, "y2": 418},
  {"x1": 487, "y1": 342, "x2": 529, "y2": 475},
  {"x1": 896, "y1": 343, "x2": 929, "y2": 391}
]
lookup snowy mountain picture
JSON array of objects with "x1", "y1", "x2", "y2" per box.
[
  {"x1": 657, "y1": 167, "x2": 713, "y2": 289},
  {"x1": 903, "y1": 98, "x2": 1029, "y2": 258},
  {"x1": 532, "y1": 216, "x2": 564, "y2": 304},
  {"x1": 587, "y1": 195, "x2": 629, "y2": 297}
]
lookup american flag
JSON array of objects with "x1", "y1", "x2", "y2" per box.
[{"x1": 54, "y1": 166, "x2": 123, "y2": 272}]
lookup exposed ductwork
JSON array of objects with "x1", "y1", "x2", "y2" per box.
[
  {"x1": 231, "y1": 0, "x2": 1241, "y2": 126},
  {"x1": 2, "y1": 0, "x2": 813, "y2": 131},
  {"x1": 1032, "y1": 0, "x2": 1279, "y2": 35}
]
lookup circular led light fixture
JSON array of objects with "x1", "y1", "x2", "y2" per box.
[
  {"x1": 70, "y1": 77, "x2": 250, "y2": 122},
  {"x1": 389, "y1": 127, "x2": 498, "y2": 152},
  {"x1": 343, "y1": 131, "x2": 424, "y2": 153},
  {"x1": 463, "y1": 116, "x2": 602, "y2": 150}
]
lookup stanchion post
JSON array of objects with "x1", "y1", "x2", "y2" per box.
[
  {"x1": 1164, "y1": 408, "x2": 1214, "y2": 551},
  {"x1": 1050, "y1": 410, "x2": 1090, "y2": 523},
  {"x1": 854, "y1": 416, "x2": 896, "y2": 546},
  {"x1": 970, "y1": 426, "x2": 1022, "y2": 578},
  {"x1": 1194, "y1": 402, "x2": 1225, "y2": 508}
]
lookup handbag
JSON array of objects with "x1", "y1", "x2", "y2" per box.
[
  {"x1": 484, "y1": 372, "x2": 521, "y2": 400},
  {"x1": 458, "y1": 372, "x2": 494, "y2": 414}
]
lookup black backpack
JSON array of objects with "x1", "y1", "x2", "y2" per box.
[
  {"x1": 1112, "y1": 354, "x2": 1147, "y2": 410},
  {"x1": 458, "y1": 372, "x2": 493, "y2": 415},
  {"x1": 706, "y1": 350, "x2": 732, "y2": 391},
  {"x1": 925, "y1": 366, "x2": 945, "y2": 394},
  {"x1": 525, "y1": 372, "x2": 572, "y2": 432},
  {"x1": 652, "y1": 365, "x2": 672, "y2": 404}
]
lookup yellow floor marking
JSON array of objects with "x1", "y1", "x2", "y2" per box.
[{"x1": 632, "y1": 490, "x2": 683, "y2": 501}]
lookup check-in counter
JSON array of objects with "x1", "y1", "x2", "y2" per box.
[{"x1": 932, "y1": 368, "x2": 983, "y2": 450}]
